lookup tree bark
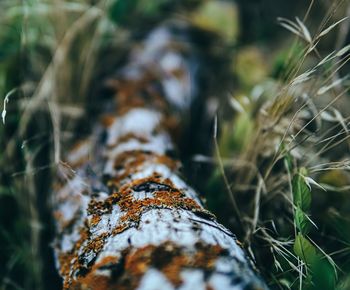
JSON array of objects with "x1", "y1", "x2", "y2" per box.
[{"x1": 53, "y1": 21, "x2": 268, "y2": 290}]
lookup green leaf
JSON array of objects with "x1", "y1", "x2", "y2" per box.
[
  {"x1": 294, "y1": 233, "x2": 317, "y2": 265},
  {"x1": 284, "y1": 152, "x2": 293, "y2": 173},
  {"x1": 295, "y1": 206, "x2": 310, "y2": 235},
  {"x1": 281, "y1": 142, "x2": 293, "y2": 172},
  {"x1": 137, "y1": 0, "x2": 169, "y2": 16},
  {"x1": 292, "y1": 168, "x2": 311, "y2": 211},
  {"x1": 294, "y1": 234, "x2": 337, "y2": 290},
  {"x1": 108, "y1": 0, "x2": 139, "y2": 25},
  {"x1": 231, "y1": 111, "x2": 254, "y2": 152}
]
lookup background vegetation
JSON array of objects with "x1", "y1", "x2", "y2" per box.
[{"x1": 0, "y1": 0, "x2": 349, "y2": 289}]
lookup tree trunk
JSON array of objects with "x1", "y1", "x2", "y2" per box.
[{"x1": 53, "y1": 21, "x2": 268, "y2": 290}]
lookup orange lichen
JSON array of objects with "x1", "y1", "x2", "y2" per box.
[
  {"x1": 59, "y1": 227, "x2": 90, "y2": 289},
  {"x1": 88, "y1": 199, "x2": 113, "y2": 215},
  {"x1": 114, "y1": 73, "x2": 168, "y2": 116},
  {"x1": 61, "y1": 232, "x2": 111, "y2": 289},
  {"x1": 69, "y1": 255, "x2": 120, "y2": 290},
  {"x1": 118, "y1": 133, "x2": 150, "y2": 144},
  {"x1": 100, "y1": 114, "x2": 116, "y2": 128},
  {"x1": 89, "y1": 215, "x2": 102, "y2": 227},
  {"x1": 154, "y1": 154, "x2": 179, "y2": 168},
  {"x1": 107, "y1": 175, "x2": 214, "y2": 236},
  {"x1": 85, "y1": 233, "x2": 109, "y2": 254},
  {"x1": 70, "y1": 241, "x2": 227, "y2": 290},
  {"x1": 158, "y1": 242, "x2": 224, "y2": 286},
  {"x1": 71, "y1": 274, "x2": 111, "y2": 290},
  {"x1": 121, "y1": 174, "x2": 177, "y2": 192}
]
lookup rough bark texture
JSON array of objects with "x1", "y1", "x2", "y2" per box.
[{"x1": 53, "y1": 21, "x2": 268, "y2": 290}]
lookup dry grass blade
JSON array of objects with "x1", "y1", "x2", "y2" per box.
[
  {"x1": 317, "y1": 75, "x2": 348, "y2": 95},
  {"x1": 5, "y1": 6, "x2": 104, "y2": 157},
  {"x1": 296, "y1": 17, "x2": 312, "y2": 43},
  {"x1": 317, "y1": 16, "x2": 349, "y2": 39},
  {"x1": 336, "y1": 44, "x2": 350, "y2": 57},
  {"x1": 278, "y1": 17, "x2": 314, "y2": 44},
  {"x1": 278, "y1": 17, "x2": 304, "y2": 39},
  {"x1": 213, "y1": 115, "x2": 243, "y2": 225},
  {"x1": 290, "y1": 69, "x2": 316, "y2": 86},
  {"x1": 2, "y1": 88, "x2": 17, "y2": 124}
]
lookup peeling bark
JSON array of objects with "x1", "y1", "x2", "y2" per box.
[{"x1": 53, "y1": 21, "x2": 268, "y2": 290}]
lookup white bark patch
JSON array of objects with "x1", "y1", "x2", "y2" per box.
[
  {"x1": 67, "y1": 140, "x2": 91, "y2": 166},
  {"x1": 95, "y1": 208, "x2": 245, "y2": 265},
  {"x1": 132, "y1": 191, "x2": 155, "y2": 200},
  {"x1": 107, "y1": 108, "x2": 162, "y2": 146},
  {"x1": 136, "y1": 269, "x2": 175, "y2": 290},
  {"x1": 108, "y1": 133, "x2": 172, "y2": 157},
  {"x1": 60, "y1": 230, "x2": 81, "y2": 253},
  {"x1": 160, "y1": 51, "x2": 193, "y2": 109},
  {"x1": 55, "y1": 174, "x2": 90, "y2": 231},
  {"x1": 178, "y1": 270, "x2": 206, "y2": 290}
]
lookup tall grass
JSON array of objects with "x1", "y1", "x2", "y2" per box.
[
  {"x1": 0, "y1": 1, "x2": 118, "y2": 289},
  {"x1": 205, "y1": 1, "x2": 350, "y2": 289},
  {"x1": 0, "y1": 0, "x2": 349, "y2": 289}
]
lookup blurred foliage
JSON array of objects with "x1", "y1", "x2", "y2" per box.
[
  {"x1": 204, "y1": 1, "x2": 350, "y2": 289},
  {"x1": 235, "y1": 46, "x2": 269, "y2": 87},
  {"x1": 190, "y1": 0, "x2": 239, "y2": 43},
  {"x1": 0, "y1": 0, "x2": 349, "y2": 290}
]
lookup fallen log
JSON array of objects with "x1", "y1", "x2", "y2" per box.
[{"x1": 53, "y1": 21, "x2": 268, "y2": 290}]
